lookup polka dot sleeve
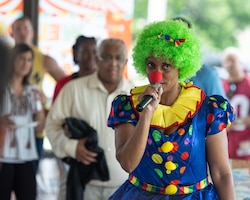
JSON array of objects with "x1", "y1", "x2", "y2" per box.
[
  {"x1": 206, "y1": 95, "x2": 236, "y2": 136},
  {"x1": 107, "y1": 94, "x2": 138, "y2": 129}
]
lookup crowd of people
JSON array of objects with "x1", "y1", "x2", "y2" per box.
[{"x1": 0, "y1": 14, "x2": 249, "y2": 200}]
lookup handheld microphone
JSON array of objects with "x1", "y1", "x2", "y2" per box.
[{"x1": 136, "y1": 71, "x2": 162, "y2": 112}]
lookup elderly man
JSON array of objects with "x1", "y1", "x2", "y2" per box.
[{"x1": 46, "y1": 38, "x2": 134, "y2": 200}]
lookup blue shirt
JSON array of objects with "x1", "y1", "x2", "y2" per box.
[{"x1": 190, "y1": 64, "x2": 226, "y2": 98}]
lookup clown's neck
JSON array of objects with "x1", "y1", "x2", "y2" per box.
[{"x1": 160, "y1": 84, "x2": 181, "y2": 106}]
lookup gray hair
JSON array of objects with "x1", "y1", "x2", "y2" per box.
[
  {"x1": 221, "y1": 46, "x2": 244, "y2": 64},
  {"x1": 97, "y1": 38, "x2": 127, "y2": 58}
]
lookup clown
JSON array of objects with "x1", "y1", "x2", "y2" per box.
[{"x1": 107, "y1": 20, "x2": 236, "y2": 200}]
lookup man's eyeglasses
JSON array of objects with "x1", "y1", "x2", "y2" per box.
[{"x1": 99, "y1": 55, "x2": 126, "y2": 64}]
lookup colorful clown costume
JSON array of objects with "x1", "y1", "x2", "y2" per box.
[{"x1": 107, "y1": 83, "x2": 235, "y2": 199}]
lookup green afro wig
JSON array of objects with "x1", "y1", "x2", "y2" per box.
[{"x1": 132, "y1": 20, "x2": 202, "y2": 82}]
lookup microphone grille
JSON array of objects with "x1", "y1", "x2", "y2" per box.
[{"x1": 149, "y1": 71, "x2": 162, "y2": 83}]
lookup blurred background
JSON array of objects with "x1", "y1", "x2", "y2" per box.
[
  {"x1": 134, "y1": 0, "x2": 250, "y2": 73},
  {"x1": 1, "y1": 1, "x2": 250, "y2": 199},
  {"x1": 1, "y1": 0, "x2": 250, "y2": 91},
  {"x1": 1, "y1": 0, "x2": 250, "y2": 94}
]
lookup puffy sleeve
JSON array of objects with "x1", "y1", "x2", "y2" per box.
[
  {"x1": 206, "y1": 95, "x2": 236, "y2": 136},
  {"x1": 107, "y1": 94, "x2": 138, "y2": 129}
]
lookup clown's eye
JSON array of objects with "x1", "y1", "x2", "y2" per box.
[
  {"x1": 162, "y1": 63, "x2": 174, "y2": 71},
  {"x1": 146, "y1": 61, "x2": 155, "y2": 69}
]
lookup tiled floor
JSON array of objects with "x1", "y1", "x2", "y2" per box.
[
  {"x1": 36, "y1": 156, "x2": 59, "y2": 200},
  {"x1": 36, "y1": 137, "x2": 60, "y2": 200}
]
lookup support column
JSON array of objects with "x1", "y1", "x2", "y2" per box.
[{"x1": 23, "y1": 0, "x2": 39, "y2": 45}]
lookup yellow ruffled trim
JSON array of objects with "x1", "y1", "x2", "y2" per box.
[{"x1": 131, "y1": 82, "x2": 205, "y2": 129}]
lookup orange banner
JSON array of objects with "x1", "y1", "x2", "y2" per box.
[{"x1": 39, "y1": 0, "x2": 134, "y2": 79}]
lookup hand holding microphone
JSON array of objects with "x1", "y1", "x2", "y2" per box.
[{"x1": 136, "y1": 71, "x2": 163, "y2": 112}]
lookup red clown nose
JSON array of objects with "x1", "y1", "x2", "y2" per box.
[{"x1": 149, "y1": 71, "x2": 162, "y2": 84}]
